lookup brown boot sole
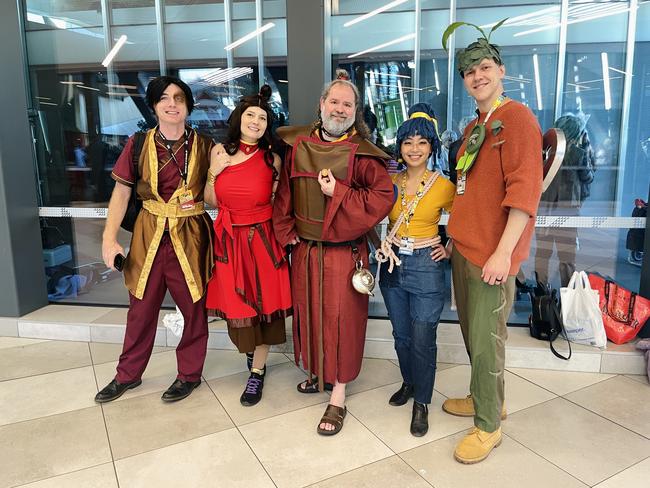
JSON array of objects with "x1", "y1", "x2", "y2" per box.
[
  {"x1": 454, "y1": 437, "x2": 502, "y2": 464},
  {"x1": 442, "y1": 404, "x2": 507, "y2": 420}
]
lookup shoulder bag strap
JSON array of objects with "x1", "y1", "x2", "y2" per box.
[{"x1": 549, "y1": 300, "x2": 572, "y2": 360}]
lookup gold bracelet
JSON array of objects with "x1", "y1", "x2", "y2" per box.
[{"x1": 207, "y1": 170, "x2": 216, "y2": 185}]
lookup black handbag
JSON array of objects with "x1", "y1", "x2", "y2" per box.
[
  {"x1": 528, "y1": 279, "x2": 572, "y2": 360},
  {"x1": 120, "y1": 132, "x2": 146, "y2": 232}
]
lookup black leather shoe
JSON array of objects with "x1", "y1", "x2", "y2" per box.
[
  {"x1": 240, "y1": 371, "x2": 265, "y2": 406},
  {"x1": 95, "y1": 379, "x2": 141, "y2": 403},
  {"x1": 161, "y1": 379, "x2": 201, "y2": 402},
  {"x1": 410, "y1": 402, "x2": 429, "y2": 437},
  {"x1": 389, "y1": 383, "x2": 414, "y2": 406}
]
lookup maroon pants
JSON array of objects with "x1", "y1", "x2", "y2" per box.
[{"x1": 116, "y1": 234, "x2": 208, "y2": 383}]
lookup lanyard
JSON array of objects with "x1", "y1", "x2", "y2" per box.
[
  {"x1": 400, "y1": 169, "x2": 429, "y2": 230},
  {"x1": 476, "y1": 94, "x2": 506, "y2": 129},
  {"x1": 158, "y1": 128, "x2": 190, "y2": 185}
]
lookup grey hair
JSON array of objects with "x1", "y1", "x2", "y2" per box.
[{"x1": 314, "y1": 79, "x2": 370, "y2": 139}]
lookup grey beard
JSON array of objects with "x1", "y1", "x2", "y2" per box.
[{"x1": 321, "y1": 114, "x2": 354, "y2": 137}]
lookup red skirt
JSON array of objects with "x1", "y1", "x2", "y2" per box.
[{"x1": 206, "y1": 219, "x2": 292, "y2": 326}]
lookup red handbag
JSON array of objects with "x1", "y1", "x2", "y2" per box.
[{"x1": 587, "y1": 273, "x2": 650, "y2": 345}]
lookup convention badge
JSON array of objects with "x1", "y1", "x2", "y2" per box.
[
  {"x1": 179, "y1": 188, "x2": 195, "y2": 210},
  {"x1": 398, "y1": 236, "x2": 415, "y2": 256},
  {"x1": 456, "y1": 173, "x2": 466, "y2": 195}
]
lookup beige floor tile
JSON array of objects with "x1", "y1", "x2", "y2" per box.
[
  {"x1": 625, "y1": 374, "x2": 649, "y2": 385},
  {"x1": 0, "y1": 366, "x2": 98, "y2": 425},
  {"x1": 239, "y1": 403, "x2": 393, "y2": 488},
  {"x1": 21, "y1": 305, "x2": 114, "y2": 324},
  {"x1": 0, "y1": 337, "x2": 49, "y2": 349},
  {"x1": 565, "y1": 375, "x2": 650, "y2": 438},
  {"x1": 401, "y1": 431, "x2": 588, "y2": 488},
  {"x1": 507, "y1": 367, "x2": 616, "y2": 396},
  {"x1": 16, "y1": 463, "x2": 118, "y2": 488},
  {"x1": 346, "y1": 382, "x2": 472, "y2": 453},
  {"x1": 201, "y1": 348, "x2": 289, "y2": 381},
  {"x1": 115, "y1": 428, "x2": 275, "y2": 488},
  {"x1": 104, "y1": 386, "x2": 233, "y2": 459},
  {"x1": 208, "y1": 362, "x2": 329, "y2": 426},
  {"x1": 433, "y1": 365, "x2": 556, "y2": 415},
  {"x1": 307, "y1": 456, "x2": 431, "y2": 488},
  {"x1": 593, "y1": 457, "x2": 650, "y2": 488},
  {"x1": 93, "y1": 350, "x2": 179, "y2": 401},
  {"x1": 0, "y1": 341, "x2": 91, "y2": 381},
  {"x1": 503, "y1": 397, "x2": 650, "y2": 485},
  {"x1": 345, "y1": 358, "x2": 403, "y2": 395},
  {"x1": 0, "y1": 407, "x2": 111, "y2": 487},
  {"x1": 89, "y1": 342, "x2": 172, "y2": 365}
]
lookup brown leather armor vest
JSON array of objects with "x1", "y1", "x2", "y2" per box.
[{"x1": 277, "y1": 125, "x2": 390, "y2": 241}]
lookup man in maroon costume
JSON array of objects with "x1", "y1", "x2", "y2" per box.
[
  {"x1": 273, "y1": 77, "x2": 394, "y2": 435},
  {"x1": 96, "y1": 76, "x2": 215, "y2": 403}
]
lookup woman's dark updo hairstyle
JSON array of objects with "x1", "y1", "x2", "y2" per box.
[{"x1": 223, "y1": 84, "x2": 276, "y2": 179}]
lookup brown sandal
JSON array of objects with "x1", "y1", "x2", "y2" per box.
[
  {"x1": 316, "y1": 404, "x2": 347, "y2": 436},
  {"x1": 296, "y1": 377, "x2": 333, "y2": 394}
]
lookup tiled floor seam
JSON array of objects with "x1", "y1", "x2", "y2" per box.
[
  {"x1": 501, "y1": 429, "x2": 593, "y2": 487},
  {"x1": 0, "y1": 363, "x2": 95, "y2": 383},
  {"x1": 591, "y1": 454, "x2": 650, "y2": 488},
  {"x1": 89, "y1": 342, "x2": 123, "y2": 488},
  {"x1": 204, "y1": 380, "x2": 279, "y2": 488},
  {"x1": 10, "y1": 462, "x2": 117, "y2": 488},
  {"x1": 560, "y1": 392, "x2": 650, "y2": 441}
]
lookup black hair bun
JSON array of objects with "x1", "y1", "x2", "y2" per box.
[{"x1": 259, "y1": 84, "x2": 272, "y2": 101}]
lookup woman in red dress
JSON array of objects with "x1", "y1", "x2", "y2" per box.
[{"x1": 205, "y1": 86, "x2": 292, "y2": 406}]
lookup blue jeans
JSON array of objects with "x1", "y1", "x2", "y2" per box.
[{"x1": 379, "y1": 246, "x2": 445, "y2": 404}]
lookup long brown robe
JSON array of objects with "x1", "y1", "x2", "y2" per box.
[{"x1": 272, "y1": 126, "x2": 394, "y2": 386}]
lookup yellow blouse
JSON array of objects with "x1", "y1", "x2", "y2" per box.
[{"x1": 388, "y1": 172, "x2": 456, "y2": 239}]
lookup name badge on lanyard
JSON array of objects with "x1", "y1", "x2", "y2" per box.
[
  {"x1": 398, "y1": 236, "x2": 415, "y2": 256},
  {"x1": 179, "y1": 188, "x2": 195, "y2": 210},
  {"x1": 457, "y1": 173, "x2": 467, "y2": 195}
]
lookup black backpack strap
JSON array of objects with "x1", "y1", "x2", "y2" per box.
[
  {"x1": 549, "y1": 302, "x2": 572, "y2": 360},
  {"x1": 130, "y1": 132, "x2": 146, "y2": 203}
]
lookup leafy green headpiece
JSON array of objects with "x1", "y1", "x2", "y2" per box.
[{"x1": 442, "y1": 19, "x2": 507, "y2": 77}]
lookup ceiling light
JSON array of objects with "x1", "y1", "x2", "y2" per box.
[
  {"x1": 347, "y1": 33, "x2": 416, "y2": 59},
  {"x1": 344, "y1": 0, "x2": 409, "y2": 27},
  {"x1": 102, "y1": 35, "x2": 128, "y2": 67},
  {"x1": 224, "y1": 23, "x2": 275, "y2": 51}
]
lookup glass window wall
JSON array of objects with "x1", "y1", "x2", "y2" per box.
[{"x1": 24, "y1": 0, "x2": 287, "y2": 306}]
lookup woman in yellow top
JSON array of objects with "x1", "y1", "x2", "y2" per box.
[{"x1": 378, "y1": 103, "x2": 455, "y2": 437}]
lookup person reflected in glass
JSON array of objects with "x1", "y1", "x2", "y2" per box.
[
  {"x1": 204, "y1": 86, "x2": 291, "y2": 407},
  {"x1": 535, "y1": 113, "x2": 595, "y2": 287},
  {"x1": 96, "y1": 76, "x2": 216, "y2": 404},
  {"x1": 376, "y1": 103, "x2": 455, "y2": 437}
]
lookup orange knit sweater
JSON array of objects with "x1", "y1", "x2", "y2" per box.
[{"x1": 448, "y1": 100, "x2": 542, "y2": 275}]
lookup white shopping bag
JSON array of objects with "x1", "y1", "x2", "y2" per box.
[
  {"x1": 162, "y1": 306, "x2": 184, "y2": 338},
  {"x1": 560, "y1": 271, "x2": 606, "y2": 348}
]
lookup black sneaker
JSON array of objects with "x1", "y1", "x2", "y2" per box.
[{"x1": 240, "y1": 370, "x2": 264, "y2": 406}]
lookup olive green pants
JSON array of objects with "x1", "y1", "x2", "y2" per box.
[{"x1": 451, "y1": 248, "x2": 515, "y2": 433}]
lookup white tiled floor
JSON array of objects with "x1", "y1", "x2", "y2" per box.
[{"x1": 1, "y1": 335, "x2": 649, "y2": 488}]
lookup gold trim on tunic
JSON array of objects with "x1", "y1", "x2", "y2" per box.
[{"x1": 133, "y1": 129, "x2": 204, "y2": 302}]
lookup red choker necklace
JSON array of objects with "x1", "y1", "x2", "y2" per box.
[{"x1": 239, "y1": 141, "x2": 258, "y2": 155}]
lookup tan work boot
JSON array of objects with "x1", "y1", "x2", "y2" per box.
[
  {"x1": 441, "y1": 395, "x2": 507, "y2": 420},
  {"x1": 454, "y1": 427, "x2": 502, "y2": 464}
]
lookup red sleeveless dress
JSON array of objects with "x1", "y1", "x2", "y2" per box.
[{"x1": 206, "y1": 150, "x2": 292, "y2": 339}]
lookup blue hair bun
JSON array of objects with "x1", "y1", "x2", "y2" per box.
[{"x1": 408, "y1": 102, "x2": 436, "y2": 120}]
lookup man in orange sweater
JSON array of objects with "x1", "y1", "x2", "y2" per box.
[{"x1": 442, "y1": 29, "x2": 542, "y2": 463}]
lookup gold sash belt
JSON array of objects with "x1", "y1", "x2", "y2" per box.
[{"x1": 143, "y1": 199, "x2": 205, "y2": 218}]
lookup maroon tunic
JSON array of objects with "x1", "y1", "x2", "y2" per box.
[{"x1": 273, "y1": 136, "x2": 394, "y2": 385}]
